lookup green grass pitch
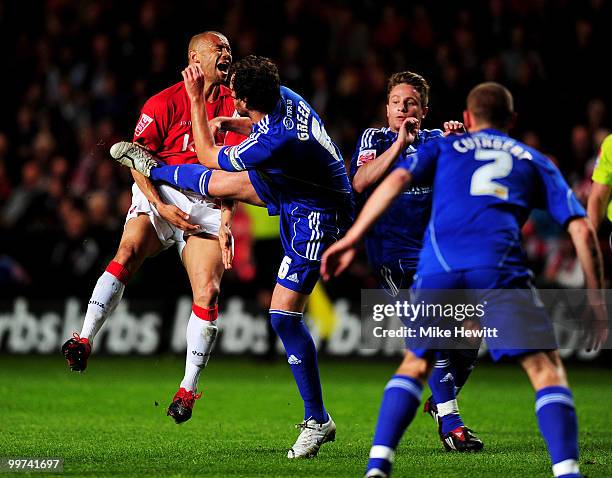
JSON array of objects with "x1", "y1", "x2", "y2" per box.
[{"x1": 0, "y1": 356, "x2": 610, "y2": 477}]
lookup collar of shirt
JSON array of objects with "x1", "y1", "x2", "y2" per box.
[
  {"x1": 253, "y1": 114, "x2": 271, "y2": 134},
  {"x1": 477, "y1": 127, "x2": 509, "y2": 137}
]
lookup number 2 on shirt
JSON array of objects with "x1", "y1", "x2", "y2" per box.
[{"x1": 470, "y1": 150, "x2": 512, "y2": 200}]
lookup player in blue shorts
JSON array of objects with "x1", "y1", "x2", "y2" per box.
[
  {"x1": 112, "y1": 56, "x2": 352, "y2": 459},
  {"x1": 351, "y1": 70, "x2": 482, "y2": 452},
  {"x1": 322, "y1": 82, "x2": 608, "y2": 478}
]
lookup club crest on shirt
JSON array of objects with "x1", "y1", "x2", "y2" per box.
[
  {"x1": 357, "y1": 149, "x2": 377, "y2": 166},
  {"x1": 135, "y1": 113, "x2": 154, "y2": 136},
  {"x1": 283, "y1": 117, "x2": 295, "y2": 130}
]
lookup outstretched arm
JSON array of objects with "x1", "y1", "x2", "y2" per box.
[
  {"x1": 183, "y1": 65, "x2": 223, "y2": 169},
  {"x1": 321, "y1": 167, "x2": 412, "y2": 280},
  {"x1": 322, "y1": 117, "x2": 421, "y2": 279}
]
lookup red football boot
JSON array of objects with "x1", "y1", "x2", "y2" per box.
[
  {"x1": 167, "y1": 387, "x2": 202, "y2": 424},
  {"x1": 442, "y1": 426, "x2": 484, "y2": 452},
  {"x1": 61, "y1": 333, "x2": 92, "y2": 372}
]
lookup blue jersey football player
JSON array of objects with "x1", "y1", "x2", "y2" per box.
[
  {"x1": 112, "y1": 56, "x2": 351, "y2": 459},
  {"x1": 350, "y1": 71, "x2": 481, "y2": 452},
  {"x1": 351, "y1": 72, "x2": 443, "y2": 293},
  {"x1": 323, "y1": 82, "x2": 608, "y2": 478}
]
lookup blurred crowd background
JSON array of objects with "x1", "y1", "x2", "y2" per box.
[{"x1": 1, "y1": 0, "x2": 610, "y2": 300}]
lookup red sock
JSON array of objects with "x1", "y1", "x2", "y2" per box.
[
  {"x1": 192, "y1": 303, "x2": 219, "y2": 321},
  {"x1": 105, "y1": 260, "x2": 131, "y2": 285}
]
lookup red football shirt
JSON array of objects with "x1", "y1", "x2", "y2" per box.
[{"x1": 133, "y1": 82, "x2": 245, "y2": 165}]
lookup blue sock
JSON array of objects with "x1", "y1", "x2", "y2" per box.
[
  {"x1": 150, "y1": 164, "x2": 212, "y2": 196},
  {"x1": 535, "y1": 386, "x2": 581, "y2": 478},
  {"x1": 269, "y1": 310, "x2": 327, "y2": 423},
  {"x1": 429, "y1": 353, "x2": 464, "y2": 434},
  {"x1": 366, "y1": 375, "x2": 423, "y2": 477}
]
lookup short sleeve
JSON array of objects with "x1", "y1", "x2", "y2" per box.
[
  {"x1": 218, "y1": 132, "x2": 272, "y2": 172},
  {"x1": 132, "y1": 97, "x2": 168, "y2": 153},
  {"x1": 349, "y1": 129, "x2": 384, "y2": 180},
  {"x1": 397, "y1": 138, "x2": 439, "y2": 184},
  {"x1": 592, "y1": 135, "x2": 612, "y2": 186},
  {"x1": 534, "y1": 154, "x2": 586, "y2": 226}
]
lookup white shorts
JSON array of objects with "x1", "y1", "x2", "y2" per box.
[{"x1": 126, "y1": 183, "x2": 221, "y2": 257}]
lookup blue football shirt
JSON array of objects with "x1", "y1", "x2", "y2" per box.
[
  {"x1": 350, "y1": 127, "x2": 443, "y2": 270},
  {"x1": 399, "y1": 128, "x2": 586, "y2": 275},
  {"x1": 218, "y1": 86, "x2": 352, "y2": 213}
]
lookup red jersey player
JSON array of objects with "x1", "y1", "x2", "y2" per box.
[
  {"x1": 62, "y1": 31, "x2": 245, "y2": 424},
  {"x1": 132, "y1": 72, "x2": 243, "y2": 166}
]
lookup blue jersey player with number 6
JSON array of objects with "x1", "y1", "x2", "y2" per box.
[
  {"x1": 322, "y1": 82, "x2": 608, "y2": 478},
  {"x1": 112, "y1": 56, "x2": 353, "y2": 459}
]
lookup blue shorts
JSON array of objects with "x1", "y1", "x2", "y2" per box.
[
  {"x1": 277, "y1": 203, "x2": 351, "y2": 294},
  {"x1": 248, "y1": 170, "x2": 280, "y2": 216},
  {"x1": 409, "y1": 267, "x2": 557, "y2": 361},
  {"x1": 248, "y1": 170, "x2": 353, "y2": 294},
  {"x1": 374, "y1": 259, "x2": 416, "y2": 297}
]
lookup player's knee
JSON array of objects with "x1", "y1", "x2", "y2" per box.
[
  {"x1": 520, "y1": 351, "x2": 567, "y2": 390},
  {"x1": 396, "y1": 353, "x2": 429, "y2": 383},
  {"x1": 193, "y1": 282, "x2": 220, "y2": 307},
  {"x1": 114, "y1": 243, "x2": 140, "y2": 269},
  {"x1": 205, "y1": 172, "x2": 224, "y2": 198}
]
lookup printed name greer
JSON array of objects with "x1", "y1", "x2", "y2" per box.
[{"x1": 373, "y1": 326, "x2": 499, "y2": 339}]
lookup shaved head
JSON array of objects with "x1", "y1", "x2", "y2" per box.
[
  {"x1": 188, "y1": 31, "x2": 228, "y2": 60},
  {"x1": 186, "y1": 31, "x2": 232, "y2": 87},
  {"x1": 467, "y1": 82, "x2": 514, "y2": 129}
]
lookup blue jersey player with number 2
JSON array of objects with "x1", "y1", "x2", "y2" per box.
[
  {"x1": 112, "y1": 56, "x2": 352, "y2": 459},
  {"x1": 322, "y1": 82, "x2": 608, "y2": 478}
]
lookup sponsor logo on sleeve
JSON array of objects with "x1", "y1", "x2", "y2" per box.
[
  {"x1": 135, "y1": 113, "x2": 154, "y2": 136},
  {"x1": 357, "y1": 149, "x2": 377, "y2": 166}
]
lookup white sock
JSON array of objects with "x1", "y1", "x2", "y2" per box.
[
  {"x1": 80, "y1": 271, "x2": 125, "y2": 341},
  {"x1": 179, "y1": 313, "x2": 218, "y2": 391}
]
